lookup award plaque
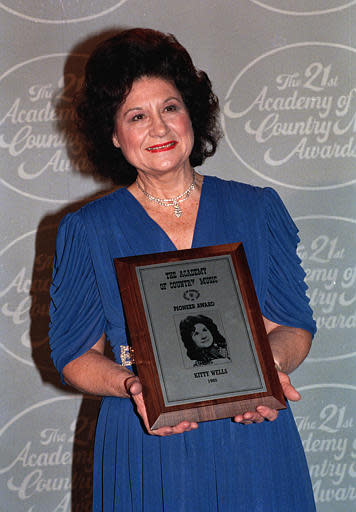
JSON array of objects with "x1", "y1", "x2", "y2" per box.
[{"x1": 114, "y1": 243, "x2": 286, "y2": 429}]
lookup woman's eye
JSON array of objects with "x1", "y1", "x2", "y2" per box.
[
  {"x1": 131, "y1": 113, "x2": 145, "y2": 122},
  {"x1": 165, "y1": 104, "x2": 177, "y2": 112}
]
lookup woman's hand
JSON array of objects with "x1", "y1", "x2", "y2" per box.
[
  {"x1": 125, "y1": 375, "x2": 199, "y2": 436},
  {"x1": 231, "y1": 319, "x2": 312, "y2": 425},
  {"x1": 126, "y1": 372, "x2": 300, "y2": 430},
  {"x1": 233, "y1": 371, "x2": 301, "y2": 425}
]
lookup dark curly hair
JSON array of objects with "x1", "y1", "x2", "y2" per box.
[
  {"x1": 179, "y1": 314, "x2": 228, "y2": 365},
  {"x1": 76, "y1": 28, "x2": 222, "y2": 185}
]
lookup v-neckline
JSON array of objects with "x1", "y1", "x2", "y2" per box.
[{"x1": 122, "y1": 176, "x2": 208, "y2": 251}]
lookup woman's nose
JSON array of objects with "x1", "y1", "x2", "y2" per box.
[{"x1": 149, "y1": 112, "x2": 168, "y2": 137}]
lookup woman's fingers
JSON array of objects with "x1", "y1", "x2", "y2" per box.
[
  {"x1": 152, "y1": 421, "x2": 199, "y2": 436},
  {"x1": 233, "y1": 405, "x2": 278, "y2": 424},
  {"x1": 278, "y1": 371, "x2": 301, "y2": 401},
  {"x1": 124, "y1": 375, "x2": 142, "y2": 396},
  {"x1": 131, "y1": 388, "x2": 198, "y2": 436},
  {"x1": 233, "y1": 372, "x2": 301, "y2": 424},
  {"x1": 147, "y1": 419, "x2": 199, "y2": 437},
  {"x1": 170, "y1": 421, "x2": 199, "y2": 434},
  {"x1": 256, "y1": 405, "x2": 278, "y2": 421}
]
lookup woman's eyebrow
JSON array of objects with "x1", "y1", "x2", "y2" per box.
[
  {"x1": 164, "y1": 96, "x2": 182, "y2": 103},
  {"x1": 122, "y1": 106, "x2": 143, "y2": 117},
  {"x1": 121, "y1": 95, "x2": 183, "y2": 117}
]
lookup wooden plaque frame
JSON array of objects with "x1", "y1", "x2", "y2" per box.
[{"x1": 114, "y1": 243, "x2": 285, "y2": 430}]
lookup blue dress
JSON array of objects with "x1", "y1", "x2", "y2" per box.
[{"x1": 49, "y1": 176, "x2": 316, "y2": 511}]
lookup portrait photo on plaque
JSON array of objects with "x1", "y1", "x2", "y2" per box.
[{"x1": 175, "y1": 310, "x2": 231, "y2": 369}]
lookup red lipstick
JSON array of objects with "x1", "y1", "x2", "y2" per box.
[{"x1": 146, "y1": 141, "x2": 177, "y2": 153}]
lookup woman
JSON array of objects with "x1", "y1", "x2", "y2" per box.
[
  {"x1": 49, "y1": 28, "x2": 316, "y2": 511},
  {"x1": 179, "y1": 314, "x2": 230, "y2": 366}
]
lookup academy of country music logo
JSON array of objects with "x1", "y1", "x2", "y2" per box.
[
  {"x1": 0, "y1": 396, "x2": 99, "y2": 511},
  {"x1": 249, "y1": 0, "x2": 356, "y2": 15},
  {"x1": 222, "y1": 43, "x2": 356, "y2": 190},
  {"x1": 296, "y1": 216, "x2": 356, "y2": 362},
  {"x1": 292, "y1": 384, "x2": 356, "y2": 507},
  {"x1": 0, "y1": 54, "x2": 100, "y2": 203},
  {"x1": 0, "y1": 226, "x2": 56, "y2": 368},
  {"x1": 0, "y1": 1, "x2": 129, "y2": 24}
]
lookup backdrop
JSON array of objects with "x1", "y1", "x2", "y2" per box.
[{"x1": 1, "y1": 1, "x2": 355, "y2": 511}]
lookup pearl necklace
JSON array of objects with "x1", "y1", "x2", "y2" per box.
[{"x1": 136, "y1": 171, "x2": 196, "y2": 218}]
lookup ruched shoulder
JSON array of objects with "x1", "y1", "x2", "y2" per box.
[
  {"x1": 262, "y1": 187, "x2": 316, "y2": 335},
  {"x1": 49, "y1": 212, "x2": 106, "y2": 382}
]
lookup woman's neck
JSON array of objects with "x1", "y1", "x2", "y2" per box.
[{"x1": 133, "y1": 166, "x2": 195, "y2": 199}]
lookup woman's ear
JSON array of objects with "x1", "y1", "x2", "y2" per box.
[{"x1": 112, "y1": 132, "x2": 120, "y2": 148}]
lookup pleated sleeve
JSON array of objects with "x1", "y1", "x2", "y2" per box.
[
  {"x1": 49, "y1": 212, "x2": 107, "y2": 382},
  {"x1": 261, "y1": 188, "x2": 316, "y2": 336}
]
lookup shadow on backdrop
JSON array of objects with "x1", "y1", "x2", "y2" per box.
[{"x1": 29, "y1": 27, "x2": 128, "y2": 511}]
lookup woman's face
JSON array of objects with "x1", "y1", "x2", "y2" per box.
[
  {"x1": 112, "y1": 76, "x2": 194, "y2": 177},
  {"x1": 191, "y1": 323, "x2": 213, "y2": 349}
]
